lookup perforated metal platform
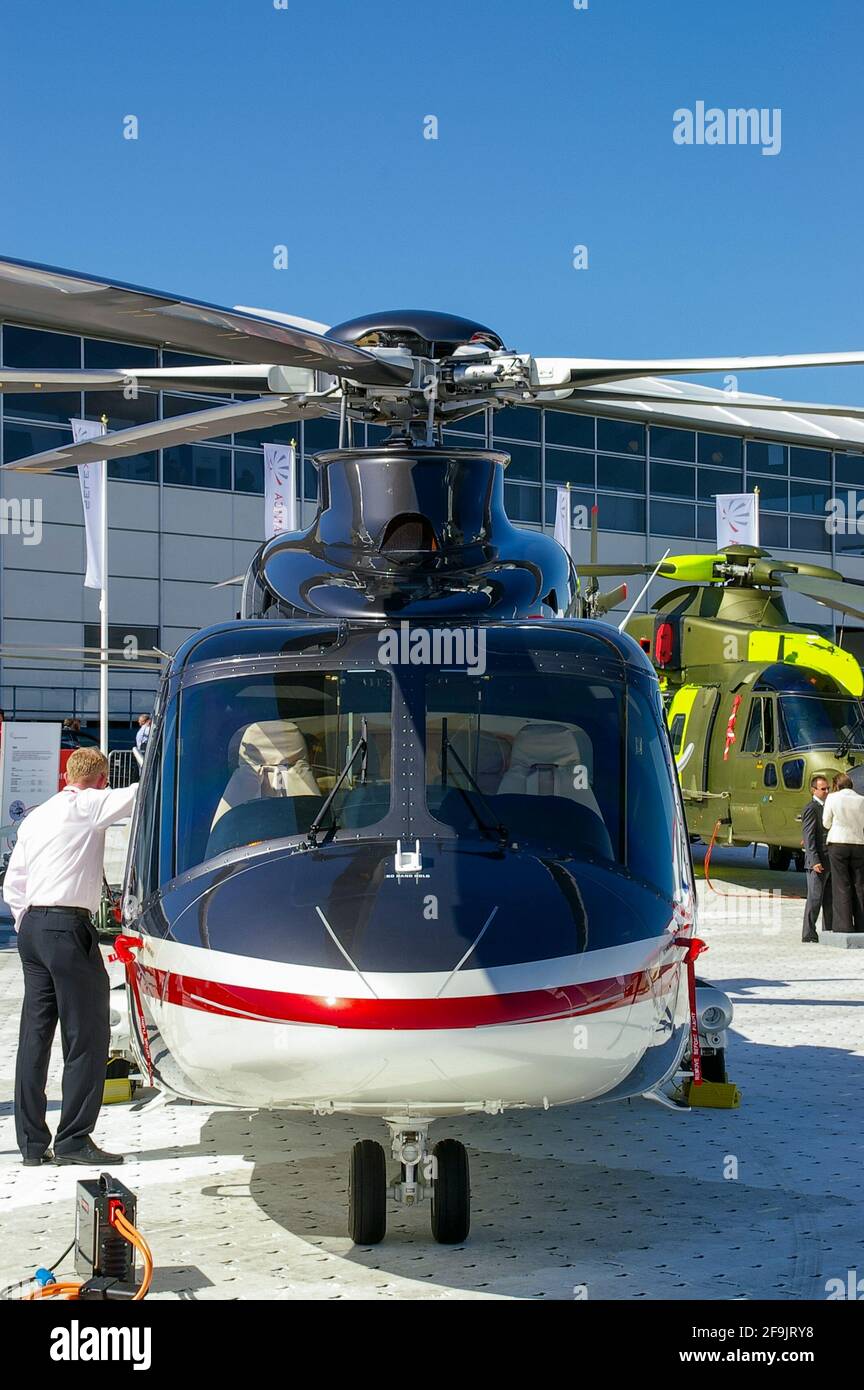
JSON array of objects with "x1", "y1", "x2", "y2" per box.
[{"x1": 1, "y1": 848, "x2": 861, "y2": 1300}]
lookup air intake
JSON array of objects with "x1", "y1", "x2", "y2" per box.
[{"x1": 379, "y1": 513, "x2": 438, "y2": 554}]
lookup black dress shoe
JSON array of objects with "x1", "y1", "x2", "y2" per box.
[
  {"x1": 802, "y1": 934, "x2": 819, "y2": 943},
  {"x1": 22, "y1": 1150, "x2": 54, "y2": 1167},
  {"x1": 55, "y1": 1140, "x2": 125, "y2": 1166}
]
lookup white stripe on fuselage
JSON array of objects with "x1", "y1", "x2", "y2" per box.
[{"x1": 133, "y1": 928, "x2": 678, "y2": 1000}]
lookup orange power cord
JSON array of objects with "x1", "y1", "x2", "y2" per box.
[
  {"x1": 702, "y1": 818, "x2": 805, "y2": 902},
  {"x1": 21, "y1": 1209, "x2": 152, "y2": 1301}
]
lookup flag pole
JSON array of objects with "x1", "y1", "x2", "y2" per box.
[{"x1": 99, "y1": 415, "x2": 108, "y2": 756}]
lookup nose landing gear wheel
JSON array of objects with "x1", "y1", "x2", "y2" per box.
[
  {"x1": 348, "y1": 1139, "x2": 387, "y2": 1245},
  {"x1": 430, "y1": 1138, "x2": 470, "y2": 1244}
]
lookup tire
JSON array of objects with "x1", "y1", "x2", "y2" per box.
[
  {"x1": 700, "y1": 1049, "x2": 727, "y2": 1084},
  {"x1": 348, "y1": 1139, "x2": 387, "y2": 1245},
  {"x1": 767, "y1": 845, "x2": 792, "y2": 871},
  {"x1": 431, "y1": 1139, "x2": 470, "y2": 1244}
]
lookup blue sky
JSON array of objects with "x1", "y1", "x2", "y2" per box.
[{"x1": 1, "y1": 0, "x2": 862, "y2": 404}]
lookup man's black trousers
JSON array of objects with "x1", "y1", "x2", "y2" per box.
[
  {"x1": 803, "y1": 863, "x2": 833, "y2": 939},
  {"x1": 14, "y1": 907, "x2": 109, "y2": 1159}
]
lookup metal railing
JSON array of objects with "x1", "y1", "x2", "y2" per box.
[{"x1": 108, "y1": 749, "x2": 142, "y2": 788}]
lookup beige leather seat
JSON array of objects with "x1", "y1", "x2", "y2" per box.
[
  {"x1": 211, "y1": 720, "x2": 321, "y2": 829},
  {"x1": 497, "y1": 721, "x2": 603, "y2": 820}
]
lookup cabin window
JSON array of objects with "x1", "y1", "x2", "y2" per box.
[
  {"x1": 742, "y1": 697, "x2": 774, "y2": 754},
  {"x1": 175, "y1": 669, "x2": 392, "y2": 872},
  {"x1": 782, "y1": 758, "x2": 805, "y2": 790},
  {"x1": 669, "y1": 712, "x2": 686, "y2": 756}
]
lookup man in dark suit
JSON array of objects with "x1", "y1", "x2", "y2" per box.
[{"x1": 802, "y1": 774, "x2": 833, "y2": 942}]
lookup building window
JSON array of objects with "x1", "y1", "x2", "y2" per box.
[
  {"x1": 3, "y1": 420, "x2": 72, "y2": 463},
  {"x1": 83, "y1": 338, "x2": 158, "y2": 369},
  {"x1": 790, "y1": 446, "x2": 831, "y2": 482},
  {"x1": 162, "y1": 444, "x2": 231, "y2": 490},
  {"x1": 501, "y1": 442, "x2": 541, "y2": 483},
  {"x1": 650, "y1": 461, "x2": 696, "y2": 499},
  {"x1": 504, "y1": 482, "x2": 541, "y2": 523},
  {"x1": 302, "y1": 419, "x2": 340, "y2": 455},
  {"x1": 109, "y1": 452, "x2": 158, "y2": 483},
  {"x1": 749, "y1": 475, "x2": 788, "y2": 511},
  {"x1": 597, "y1": 494, "x2": 645, "y2": 533},
  {"x1": 649, "y1": 426, "x2": 695, "y2": 462},
  {"x1": 493, "y1": 406, "x2": 540, "y2": 442},
  {"x1": 545, "y1": 447, "x2": 594, "y2": 488},
  {"x1": 746, "y1": 441, "x2": 788, "y2": 475},
  {"x1": 233, "y1": 451, "x2": 265, "y2": 494},
  {"x1": 789, "y1": 516, "x2": 831, "y2": 553},
  {"x1": 698, "y1": 433, "x2": 743, "y2": 468},
  {"x1": 651, "y1": 500, "x2": 696, "y2": 539},
  {"x1": 697, "y1": 467, "x2": 743, "y2": 501},
  {"x1": 597, "y1": 418, "x2": 645, "y2": 455},
  {"x1": 597, "y1": 454, "x2": 645, "y2": 493},
  {"x1": 2, "y1": 324, "x2": 80, "y2": 368},
  {"x1": 697, "y1": 505, "x2": 717, "y2": 541},
  {"x1": 789, "y1": 479, "x2": 831, "y2": 516},
  {"x1": 1, "y1": 390, "x2": 82, "y2": 425},
  {"x1": 759, "y1": 513, "x2": 788, "y2": 548},
  {"x1": 544, "y1": 410, "x2": 595, "y2": 450},
  {"x1": 834, "y1": 453, "x2": 864, "y2": 487}
]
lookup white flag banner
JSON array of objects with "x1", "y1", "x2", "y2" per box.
[
  {"x1": 716, "y1": 492, "x2": 759, "y2": 549},
  {"x1": 263, "y1": 442, "x2": 298, "y2": 538},
  {"x1": 553, "y1": 485, "x2": 573, "y2": 557},
  {"x1": 70, "y1": 418, "x2": 106, "y2": 589}
]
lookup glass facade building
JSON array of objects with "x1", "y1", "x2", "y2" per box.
[{"x1": 1, "y1": 321, "x2": 863, "y2": 723}]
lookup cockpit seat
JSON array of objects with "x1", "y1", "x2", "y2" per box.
[
  {"x1": 497, "y1": 721, "x2": 602, "y2": 819},
  {"x1": 211, "y1": 719, "x2": 321, "y2": 829}
]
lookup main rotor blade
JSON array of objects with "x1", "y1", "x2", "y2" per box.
[
  {"x1": 0, "y1": 255, "x2": 410, "y2": 385},
  {"x1": 781, "y1": 573, "x2": 864, "y2": 623},
  {"x1": 581, "y1": 381, "x2": 864, "y2": 421},
  {"x1": 2, "y1": 396, "x2": 326, "y2": 472},
  {"x1": 0, "y1": 363, "x2": 279, "y2": 396},
  {"x1": 0, "y1": 368, "x2": 135, "y2": 392},
  {"x1": 234, "y1": 305, "x2": 331, "y2": 335},
  {"x1": 525, "y1": 389, "x2": 864, "y2": 450},
  {"x1": 540, "y1": 351, "x2": 864, "y2": 389}
]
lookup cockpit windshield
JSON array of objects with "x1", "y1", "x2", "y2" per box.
[
  {"x1": 176, "y1": 670, "x2": 392, "y2": 873},
  {"x1": 778, "y1": 695, "x2": 864, "y2": 752},
  {"x1": 172, "y1": 641, "x2": 680, "y2": 900},
  {"x1": 425, "y1": 670, "x2": 622, "y2": 863}
]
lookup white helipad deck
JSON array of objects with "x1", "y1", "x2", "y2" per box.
[{"x1": 1, "y1": 848, "x2": 861, "y2": 1301}]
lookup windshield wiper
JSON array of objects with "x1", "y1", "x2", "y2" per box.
[
  {"x1": 835, "y1": 710, "x2": 864, "y2": 757},
  {"x1": 306, "y1": 717, "x2": 368, "y2": 846},
  {"x1": 441, "y1": 718, "x2": 509, "y2": 845}
]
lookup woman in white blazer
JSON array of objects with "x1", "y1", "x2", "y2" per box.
[{"x1": 821, "y1": 773, "x2": 864, "y2": 932}]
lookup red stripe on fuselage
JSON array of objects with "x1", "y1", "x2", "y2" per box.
[{"x1": 136, "y1": 961, "x2": 678, "y2": 1030}]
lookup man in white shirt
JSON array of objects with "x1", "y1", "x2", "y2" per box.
[{"x1": 4, "y1": 747, "x2": 137, "y2": 1166}]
